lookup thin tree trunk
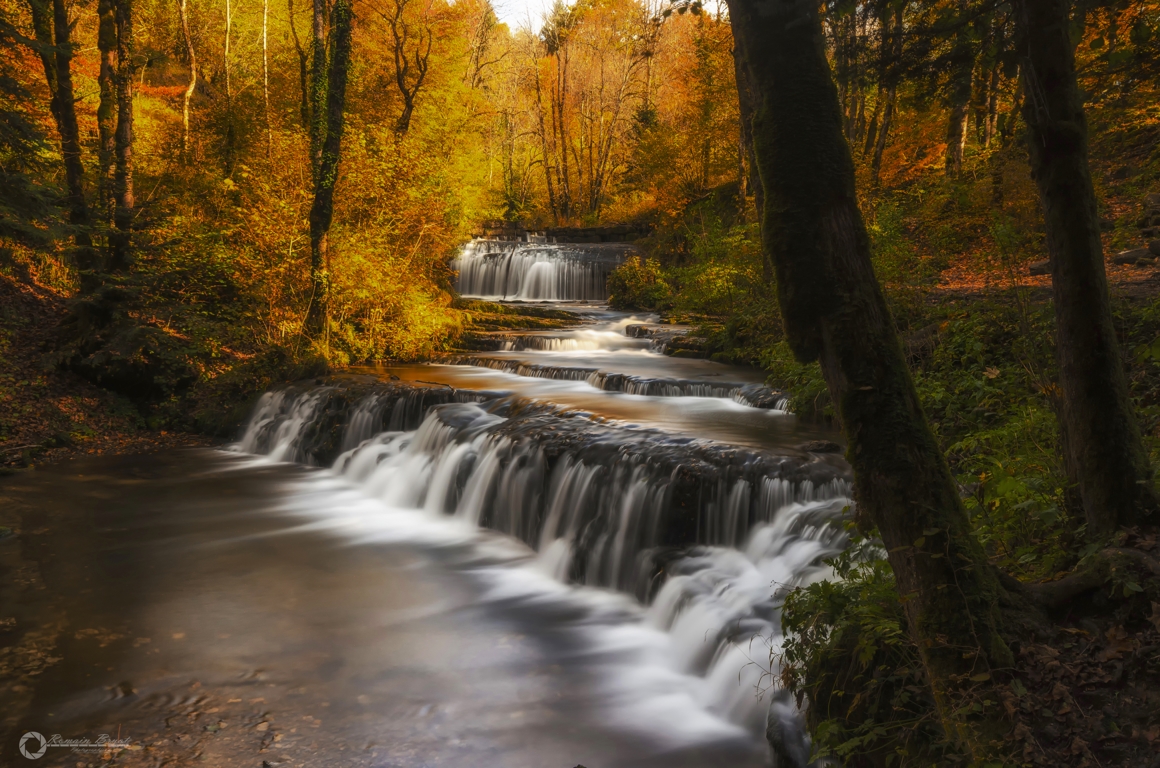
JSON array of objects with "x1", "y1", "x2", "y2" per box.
[
  {"x1": 97, "y1": 0, "x2": 117, "y2": 228},
  {"x1": 871, "y1": 86, "x2": 894, "y2": 187},
  {"x1": 306, "y1": 0, "x2": 353, "y2": 336},
  {"x1": 726, "y1": 0, "x2": 1015, "y2": 759},
  {"x1": 309, "y1": 0, "x2": 327, "y2": 180},
  {"x1": 178, "y1": 0, "x2": 196, "y2": 159},
  {"x1": 109, "y1": 0, "x2": 134, "y2": 272},
  {"x1": 984, "y1": 65, "x2": 1000, "y2": 148},
  {"x1": 532, "y1": 61, "x2": 559, "y2": 224},
  {"x1": 863, "y1": 85, "x2": 883, "y2": 156},
  {"x1": 222, "y1": 0, "x2": 234, "y2": 174},
  {"x1": 289, "y1": 0, "x2": 310, "y2": 128},
  {"x1": 945, "y1": 1, "x2": 974, "y2": 177},
  {"x1": 1016, "y1": 0, "x2": 1160, "y2": 537},
  {"x1": 263, "y1": 0, "x2": 271, "y2": 158}
]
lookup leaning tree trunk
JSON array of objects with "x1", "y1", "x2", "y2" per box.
[
  {"x1": 109, "y1": 0, "x2": 133, "y2": 272},
  {"x1": 725, "y1": 0, "x2": 1014, "y2": 759},
  {"x1": 1016, "y1": 0, "x2": 1160, "y2": 537},
  {"x1": 305, "y1": 0, "x2": 353, "y2": 336}
]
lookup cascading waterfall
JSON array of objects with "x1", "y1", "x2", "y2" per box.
[
  {"x1": 451, "y1": 355, "x2": 790, "y2": 408},
  {"x1": 234, "y1": 383, "x2": 852, "y2": 759},
  {"x1": 453, "y1": 240, "x2": 631, "y2": 301}
]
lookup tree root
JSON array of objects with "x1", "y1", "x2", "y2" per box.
[{"x1": 1004, "y1": 547, "x2": 1160, "y2": 609}]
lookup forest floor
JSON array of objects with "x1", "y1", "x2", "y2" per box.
[{"x1": 0, "y1": 273, "x2": 213, "y2": 474}]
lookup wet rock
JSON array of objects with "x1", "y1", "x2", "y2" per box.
[
  {"x1": 733, "y1": 383, "x2": 790, "y2": 410},
  {"x1": 1112, "y1": 247, "x2": 1157, "y2": 266},
  {"x1": 766, "y1": 690, "x2": 811, "y2": 768},
  {"x1": 1148, "y1": 240, "x2": 1160, "y2": 257},
  {"x1": 1029, "y1": 259, "x2": 1051, "y2": 276},
  {"x1": 797, "y1": 440, "x2": 842, "y2": 454}
]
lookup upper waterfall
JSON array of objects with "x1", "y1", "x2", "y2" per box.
[{"x1": 452, "y1": 240, "x2": 634, "y2": 301}]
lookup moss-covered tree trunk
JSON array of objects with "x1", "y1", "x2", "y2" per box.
[
  {"x1": 1015, "y1": 0, "x2": 1159, "y2": 538},
  {"x1": 305, "y1": 0, "x2": 353, "y2": 336},
  {"x1": 725, "y1": 0, "x2": 1014, "y2": 758}
]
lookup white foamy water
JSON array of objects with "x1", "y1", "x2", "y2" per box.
[
  {"x1": 453, "y1": 241, "x2": 631, "y2": 301},
  {"x1": 231, "y1": 394, "x2": 851, "y2": 765}
]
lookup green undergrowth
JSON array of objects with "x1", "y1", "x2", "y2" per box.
[
  {"x1": 772, "y1": 291, "x2": 1160, "y2": 765},
  {"x1": 781, "y1": 533, "x2": 966, "y2": 768}
]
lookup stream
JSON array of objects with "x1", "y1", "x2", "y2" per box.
[{"x1": 3, "y1": 241, "x2": 850, "y2": 767}]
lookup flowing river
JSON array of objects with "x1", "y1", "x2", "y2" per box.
[{"x1": 2, "y1": 242, "x2": 850, "y2": 767}]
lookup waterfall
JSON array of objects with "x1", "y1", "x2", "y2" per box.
[
  {"x1": 234, "y1": 384, "x2": 852, "y2": 756},
  {"x1": 450, "y1": 355, "x2": 790, "y2": 408},
  {"x1": 453, "y1": 241, "x2": 631, "y2": 301}
]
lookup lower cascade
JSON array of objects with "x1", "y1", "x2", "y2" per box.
[{"x1": 234, "y1": 378, "x2": 853, "y2": 762}]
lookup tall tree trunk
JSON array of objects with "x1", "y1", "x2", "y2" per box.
[
  {"x1": 97, "y1": 0, "x2": 117, "y2": 228},
  {"x1": 263, "y1": 0, "x2": 271, "y2": 158},
  {"x1": 178, "y1": 0, "x2": 197, "y2": 160},
  {"x1": 222, "y1": 0, "x2": 235, "y2": 174},
  {"x1": 732, "y1": 28, "x2": 766, "y2": 278},
  {"x1": 725, "y1": 0, "x2": 1014, "y2": 758},
  {"x1": 945, "y1": 1, "x2": 974, "y2": 177},
  {"x1": 984, "y1": 64, "x2": 999, "y2": 149},
  {"x1": 1016, "y1": 0, "x2": 1160, "y2": 537},
  {"x1": 863, "y1": 85, "x2": 883, "y2": 156},
  {"x1": 26, "y1": 0, "x2": 95, "y2": 266},
  {"x1": 532, "y1": 62, "x2": 559, "y2": 224},
  {"x1": 309, "y1": 0, "x2": 327, "y2": 180},
  {"x1": 109, "y1": 0, "x2": 134, "y2": 272},
  {"x1": 871, "y1": 86, "x2": 895, "y2": 187},
  {"x1": 870, "y1": 3, "x2": 902, "y2": 188},
  {"x1": 305, "y1": 0, "x2": 353, "y2": 336},
  {"x1": 945, "y1": 89, "x2": 970, "y2": 177},
  {"x1": 289, "y1": 0, "x2": 310, "y2": 128}
]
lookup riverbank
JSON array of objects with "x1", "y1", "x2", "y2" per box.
[{"x1": 0, "y1": 274, "x2": 214, "y2": 472}]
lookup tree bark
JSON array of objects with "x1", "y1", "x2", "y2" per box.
[
  {"x1": 1015, "y1": 0, "x2": 1160, "y2": 537},
  {"x1": 289, "y1": 0, "x2": 311, "y2": 129},
  {"x1": 222, "y1": 0, "x2": 235, "y2": 174},
  {"x1": 305, "y1": 0, "x2": 353, "y2": 336},
  {"x1": 309, "y1": 0, "x2": 327, "y2": 181},
  {"x1": 263, "y1": 0, "x2": 271, "y2": 158},
  {"x1": 109, "y1": 0, "x2": 134, "y2": 272},
  {"x1": 178, "y1": 0, "x2": 197, "y2": 160},
  {"x1": 944, "y1": 0, "x2": 974, "y2": 177},
  {"x1": 726, "y1": 0, "x2": 1014, "y2": 758},
  {"x1": 870, "y1": 86, "x2": 894, "y2": 187},
  {"x1": 27, "y1": 0, "x2": 96, "y2": 268},
  {"x1": 732, "y1": 27, "x2": 764, "y2": 246},
  {"x1": 97, "y1": 0, "x2": 117, "y2": 227}
]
